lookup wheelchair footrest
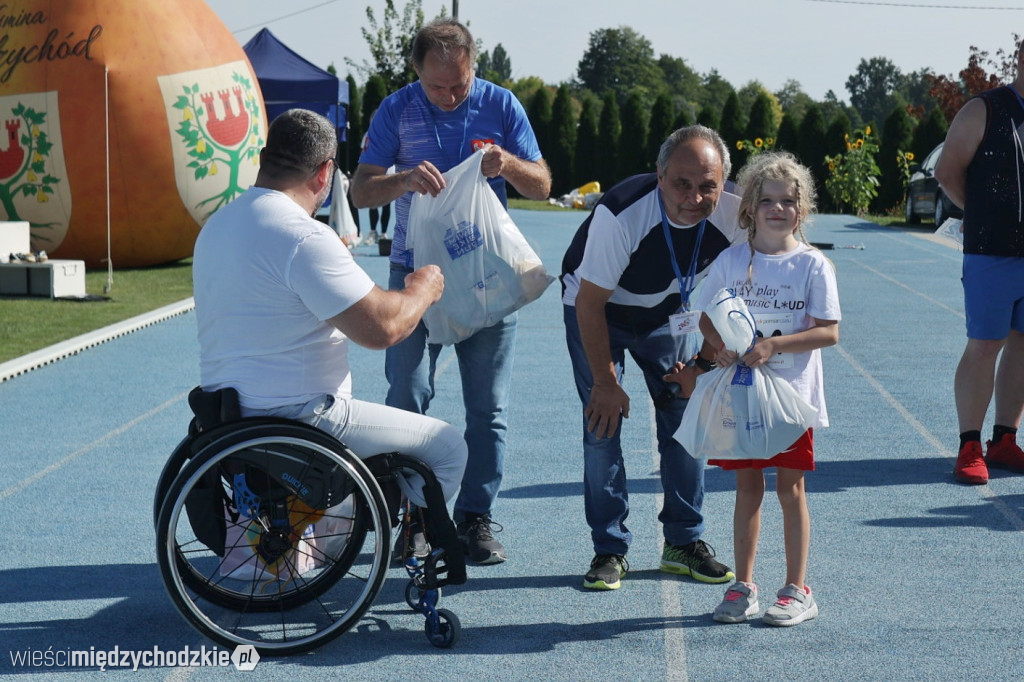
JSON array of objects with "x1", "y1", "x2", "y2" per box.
[{"x1": 411, "y1": 547, "x2": 465, "y2": 589}]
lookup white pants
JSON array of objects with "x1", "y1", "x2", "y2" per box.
[{"x1": 241, "y1": 394, "x2": 467, "y2": 509}]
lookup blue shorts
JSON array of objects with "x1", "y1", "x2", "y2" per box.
[{"x1": 963, "y1": 254, "x2": 1024, "y2": 340}]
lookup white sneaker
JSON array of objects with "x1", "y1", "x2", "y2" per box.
[
  {"x1": 365, "y1": 229, "x2": 379, "y2": 245},
  {"x1": 762, "y1": 584, "x2": 818, "y2": 626},
  {"x1": 713, "y1": 581, "x2": 759, "y2": 623}
]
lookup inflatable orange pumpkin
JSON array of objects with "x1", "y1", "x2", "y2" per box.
[{"x1": 0, "y1": 0, "x2": 265, "y2": 267}]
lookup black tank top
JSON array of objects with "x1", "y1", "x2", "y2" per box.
[{"x1": 963, "y1": 86, "x2": 1024, "y2": 257}]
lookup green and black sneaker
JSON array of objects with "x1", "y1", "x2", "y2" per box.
[
  {"x1": 584, "y1": 553, "x2": 629, "y2": 590},
  {"x1": 660, "y1": 540, "x2": 734, "y2": 583}
]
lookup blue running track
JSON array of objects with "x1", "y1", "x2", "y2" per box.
[{"x1": 1, "y1": 210, "x2": 1021, "y2": 680}]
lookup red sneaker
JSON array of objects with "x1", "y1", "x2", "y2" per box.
[
  {"x1": 986, "y1": 434, "x2": 1024, "y2": 472},
  {"x1": 954, "y1": 441, "x2": 988, "y2": 484}
]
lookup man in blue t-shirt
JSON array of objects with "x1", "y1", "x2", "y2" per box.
[{"x1": 351, "y1": 18, "x2": 550, "y2": 565}]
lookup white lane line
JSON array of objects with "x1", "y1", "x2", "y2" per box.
[
  {"x1": 848, "y1": 260, "x2": 964, "y2": 319},
  {"x1": 650, "y1": 402, "x2": 689, "y2": 682},
  {"x1": 834, "y1": 344, "x2": 1024, "y2": 532},
  {"x1": 0, "y1": 391, "x2": 189, "y2": 502}
]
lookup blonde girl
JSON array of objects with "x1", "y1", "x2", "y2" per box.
[{"x1": 693, "y1": 151, "x2": 841, "y2": 626}]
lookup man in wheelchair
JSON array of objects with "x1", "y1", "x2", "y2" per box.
[{"x1": 191, "y1": 108, "x2": 468, "y2": 536}]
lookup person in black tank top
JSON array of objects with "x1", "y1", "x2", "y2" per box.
[{"x1": 936, "y1": 38, "x2": 1024, "y2": 485}]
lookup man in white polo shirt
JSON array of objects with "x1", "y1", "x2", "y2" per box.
[{"x1": 193, "y1": 108, "x2": 466, "y2": 511}]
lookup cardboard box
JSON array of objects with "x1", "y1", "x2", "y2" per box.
[{"x1": 0, "y1": 221, "x2": 30, "y2": 259}]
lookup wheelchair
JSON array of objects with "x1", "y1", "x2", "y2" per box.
[{"x1": 153, "y1": 387, "x2": 466, "y2": 656}]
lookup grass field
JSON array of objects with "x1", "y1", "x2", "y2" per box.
[
  {"x1": 0, "y1": 201, "x2": 905, "y2": 365},
  {"x1": 0, "y1": 259, "x2": 194, "y2": 364}
]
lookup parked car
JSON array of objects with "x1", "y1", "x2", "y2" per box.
[{"x1": 905, "y1": 142, "x2": 963, "y2": 225}]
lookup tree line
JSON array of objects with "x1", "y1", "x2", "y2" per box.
[{"x1": 338, "y1": 0, "x2": 1019, "y2": 215}]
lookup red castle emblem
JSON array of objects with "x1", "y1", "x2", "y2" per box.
[
  {"x1": 199, "y1": 86, "x2": 248, "y2": 147},
  {"x1": 0, "y1": 119, "x2": 25, "y2": 179}
]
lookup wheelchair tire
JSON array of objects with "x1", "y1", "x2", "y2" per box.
[
  {"x1": 153, "y1": 434, "x2": 193, "y2": 530},
  {"x1": 426, "y1": 608, "x2": 460, "y2": 648},
  {"x1": 155, "y1": 421, "x2": 391, "y2": 656}
]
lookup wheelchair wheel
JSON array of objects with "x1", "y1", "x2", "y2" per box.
[
  {"x1": 155, "y1": 421, "x2": 391, "y2": 656},
  {"x1": 426, "y1": 608, "x2": 460, "y2": 648},
  {"x1": 153, "y1": 434, "x2": 192, "y2": 529}
]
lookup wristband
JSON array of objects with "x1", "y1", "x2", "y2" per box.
[{"x1": 692, "y1": 353, "x2": 716, "y2": 373}]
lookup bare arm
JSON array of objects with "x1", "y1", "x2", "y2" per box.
[
  {"x1": 739, "y1": 318, "x2": 839, "y2": 369},
  {"x1": 481, "y1": 145, "x2": 551, "y2": 200},
  {"x1": 575, "y1": 279, "x2": 629, "y2": 439},
  {"x1": 326, "y1": 265, "x2": 444, "y2": 350},
  {"x1": 935, "y1": 97, "x2": 986, "y2": 210},
  {"x1": 350, "y1": 161, "x2": 447, "y2": 208}
]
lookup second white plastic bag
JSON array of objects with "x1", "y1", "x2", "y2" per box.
[
  {"x1": 674, "y1": 363, "x2": 818, "y2": 460},
  {"x1": 408, "y1": 149, "x2": 554, "y2": 345},
  {"x1": 674, "y1": 288, "x2": 817, "y2": 459}
]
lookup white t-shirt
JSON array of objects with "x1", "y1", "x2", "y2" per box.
[
  {"x1": 194, "y1": 187, "x2": 375, "y2": 409},
  {"x1": 694, "y1": 241, "x2": 841, "y2": 427}
]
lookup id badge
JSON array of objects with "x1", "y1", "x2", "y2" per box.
[{"x1": 669, "y1": 310, "x2": 700, "y2": 337}]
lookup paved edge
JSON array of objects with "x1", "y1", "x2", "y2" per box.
[{"x1": 0, "y1": 297, "x2": 196, "y2": 384}]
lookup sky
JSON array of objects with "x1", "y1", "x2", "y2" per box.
[{"x1": 204, "y1": 0, "x2": 1022, "y2": 102}]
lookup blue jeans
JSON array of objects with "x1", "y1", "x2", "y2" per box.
[
  {"x1": 563, "y1": 304, "x2": 706, "y2": 556},
  {"x1": 387, "y1": 265, "x2": 517, "y2": 522}
]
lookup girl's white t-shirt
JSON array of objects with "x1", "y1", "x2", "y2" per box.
[{"x1": 695, "y1": 241, "x2": 841, "y2": 427}]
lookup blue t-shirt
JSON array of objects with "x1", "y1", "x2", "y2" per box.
[{"x1": 359, "y1": 78, "x2": 542, "y2": 267}]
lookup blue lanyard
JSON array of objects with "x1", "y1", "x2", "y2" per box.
[
  {"x1": 659, "y1": 192, "x2": 706, "y2": 311},
  {"x1": 425, "y1": 85, "x2": 472, "y2": 168}
]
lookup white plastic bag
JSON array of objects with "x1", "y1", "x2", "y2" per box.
[
  {"x1": 674, "y1": 363, "x2": 818, "y2": 460},
  {"x1": 408, "y1": 149, "x2": 554, "y2": 345},
  {"x1": 329, "y1": 169, "x2": 359, "y2": 245},
  {"x1": 934, "y1": 217, "x2": 964, "y2": 248},
  {"x1": 219, "y1": 496, "x2": 354, "y2": 582},
  {"x1": 705, "y1": 287, "x2": 756, "y2": 353},
  {"x1": 674, "y1": 288, "x2": 817, "y2": 459}
]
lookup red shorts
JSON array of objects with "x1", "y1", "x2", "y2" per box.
[{"x1": 708, "y1": 429, "x2": 815, "y2": 471}]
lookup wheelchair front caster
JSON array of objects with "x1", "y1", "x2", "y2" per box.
[{"x1": 425, "y1": 608, "x2": 460, "y2": 648}]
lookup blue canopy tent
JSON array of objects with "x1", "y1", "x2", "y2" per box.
[
  {"x1": 242, "y1": 27, "x2": 349, "y2": 148},
  {"x1": 242, "y1": 27, "x2": 352, "y2": 220}
]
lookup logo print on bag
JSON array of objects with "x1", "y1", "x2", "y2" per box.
[
  {"x1": 731, "y1": 365, "x2": 754, "y2": 386},
  {"x1": 444, "y1": 220, "x2": 483, "y2": 260}
]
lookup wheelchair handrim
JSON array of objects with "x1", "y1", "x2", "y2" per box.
[{"x1": 157, "y1": 434, "x2": 390, "y2": 654}]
